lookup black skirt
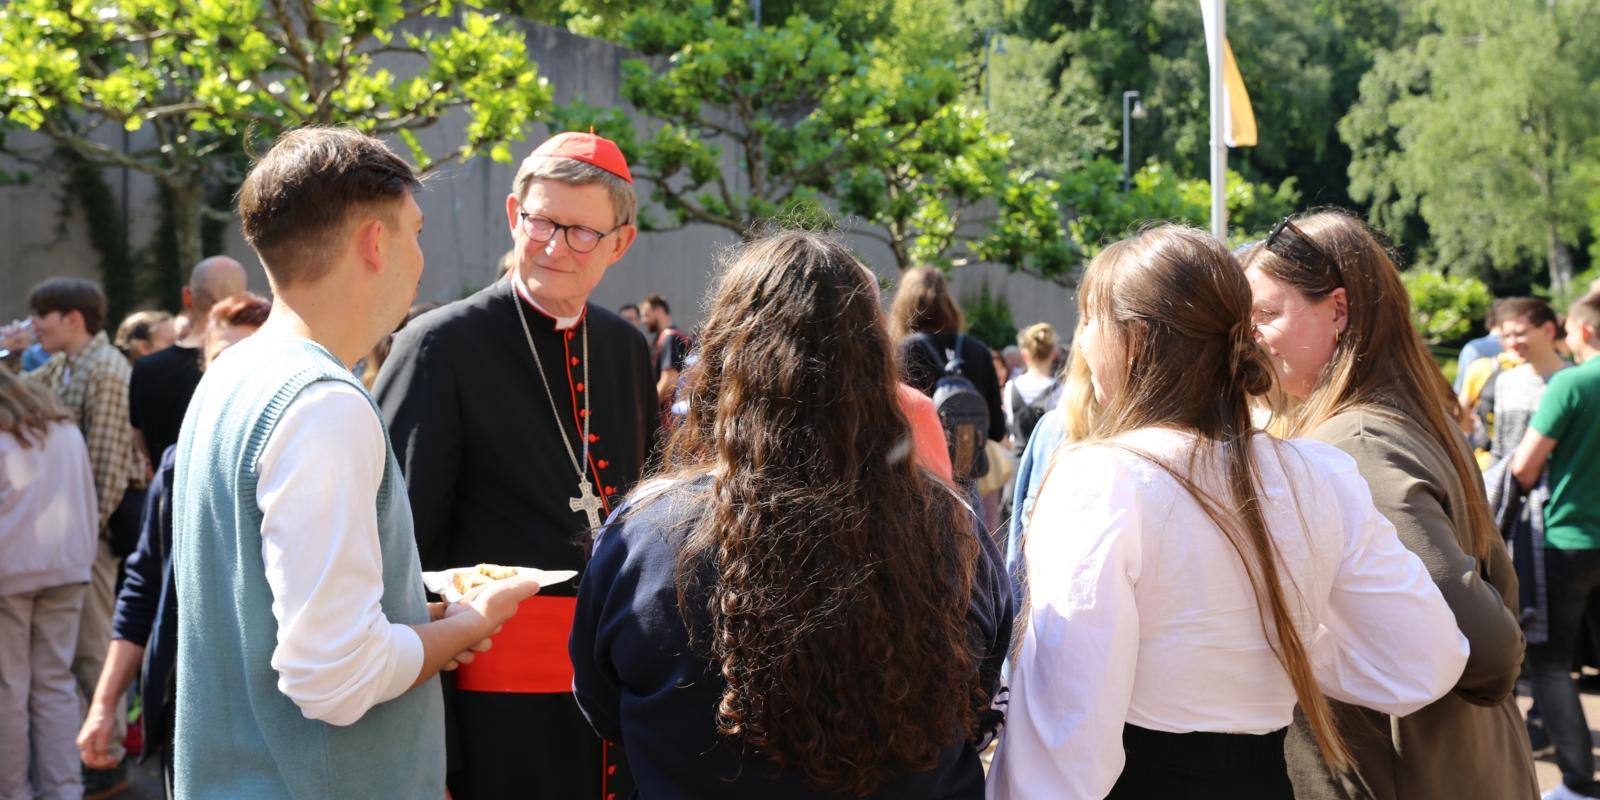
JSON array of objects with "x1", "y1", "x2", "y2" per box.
[{"x1": 1106, "y1": 724, "x2": 1292, "y2": 799}]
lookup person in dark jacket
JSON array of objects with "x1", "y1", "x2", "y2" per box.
[
  {"x1": 77, "y1": 292, "x2": 271, "y2": 795},
  {"x1": 571, "y1": 231, "x2": 1013, "y2": 799},
  {"x1": 890, "y1": 266, "x2": 1006, "y2": 446}
]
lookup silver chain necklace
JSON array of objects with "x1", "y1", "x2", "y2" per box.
[{"x1": 509, "y1": 275, "x2": 604, "y2": 529}]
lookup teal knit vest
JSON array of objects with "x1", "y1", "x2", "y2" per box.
[{"x1": 171, "y1": 336, "x2": 444, "y2": 799}]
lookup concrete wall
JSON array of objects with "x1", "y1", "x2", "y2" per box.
[{"x1": 0, "y1": 19, "x2": 1078, "y2": 342}]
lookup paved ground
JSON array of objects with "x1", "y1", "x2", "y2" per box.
[
  {"x1": 1522, "y1": 677, "x2": 1600, "y2": 795},
  {"x1": 114, "y1": 682, "x2": 1600, "y2": 798}
]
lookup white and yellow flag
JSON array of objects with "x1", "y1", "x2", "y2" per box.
[{"x1": 1199, "y1": 1, "x2": 1257, "y2": 148}]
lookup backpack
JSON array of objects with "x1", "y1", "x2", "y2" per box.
[
  {"x1": 916, "y1": 334, "x2": 990, "y2": 482},
  {"x1": 1008, "y1": 378, "x2": 1059, "y2": 459}
]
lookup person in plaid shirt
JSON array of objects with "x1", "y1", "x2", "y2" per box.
[{"x1": 26, "y1": 277, "x2": 146, "y2": 799}]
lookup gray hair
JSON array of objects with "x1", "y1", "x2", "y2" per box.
[{"x1": 512, "y1": 156, "x2": 636, "y2": 228}]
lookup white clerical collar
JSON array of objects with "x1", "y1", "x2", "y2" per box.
[{"x1": 511, "y1": 276, "x2": 583, "y2": 330}]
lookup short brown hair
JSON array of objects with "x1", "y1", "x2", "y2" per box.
[
  {"x1": 208, "y1": 292, "x2": 273, "y2": 329},
  {"x1": 237, "y1": 127, "x2": 420, "y2": 287},
  {"x1": 641, "y1": 293, "x2": 670, "y2": 314},
  {"x1": 1496, "y1": 297, "x2": 1557, "y2": 329},
  {"x1": 29, "y1": 278, "x2": 107, "y2": 334},
  {"x1": 887, "y1": 266, "x2": 963, "y2": 340},
  {"x1": 1569, "y1": 292, "x2": 1600, "y2": 336}
]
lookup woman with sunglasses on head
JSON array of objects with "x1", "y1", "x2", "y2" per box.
[
  {"x1": 990, "y1": 225, "x2": 1467, "y2": 800},
  {"x1": 1244, "y1": 210, "x2": 1537, "y2": 799},
  {"x1": 569, "y1": 231, "x2": 1013, "y2": 799}
]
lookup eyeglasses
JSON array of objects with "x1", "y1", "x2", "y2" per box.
[
  {"x1": 1262, "y1": 216, "x2": 1339, "y2": 275},
  {"x1": 518, "y1": 212, "x2": 624, "y2": 254}
]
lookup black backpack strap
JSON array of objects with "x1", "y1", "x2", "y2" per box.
[
  {"x1": 914, "y1": 333, "x2": 943, "y2": 367},
  {"x1": 1007, "y1": 378, "x2": 1026, "y2": 414}
]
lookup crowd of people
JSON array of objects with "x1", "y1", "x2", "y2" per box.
[{"x1": 2, "y1": 123, "x2": 1600, "y2": 800}]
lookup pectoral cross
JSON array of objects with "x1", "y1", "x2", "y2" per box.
[{"x1": 570, "y1": 478, "x2": 604, "y2": 529}]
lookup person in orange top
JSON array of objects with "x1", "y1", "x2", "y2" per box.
[{"x1": 897, "y1": 382, "x2": 954, "y2": 482}]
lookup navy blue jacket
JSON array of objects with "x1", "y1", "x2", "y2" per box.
[
  {"x1": 570, "y1": 476, "x2": 1013, "y2": 799},
  {"x1": 112, "y1": 444, "x2": 177, "y2": 760}
]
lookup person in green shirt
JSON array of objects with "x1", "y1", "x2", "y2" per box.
[{"x1": 1513, "y1": 291, "x2": 1600, "y2": 800}]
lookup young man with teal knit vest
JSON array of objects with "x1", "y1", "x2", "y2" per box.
[{"x1": 170, "y1": 127, "x2": 539, "y2": 799}]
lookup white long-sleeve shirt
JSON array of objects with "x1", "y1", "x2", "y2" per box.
[
  {"x1": 256, "y1": 381, "x2": 423, "y2": 726},
  {"x1": 988, "y1": 428, "x2": 1468, "y2": 800}
]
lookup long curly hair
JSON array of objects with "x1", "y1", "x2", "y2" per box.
[{"x1": 653, "y1": 231, "x2": 982, "y2": 795}]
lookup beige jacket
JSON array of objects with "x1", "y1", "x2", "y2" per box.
[{"x1": 1286, "y1": 406, "x2": 1537, "y2": 800}]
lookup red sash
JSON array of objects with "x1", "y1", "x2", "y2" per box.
[{"x1": 453, "y1": 596, "x2": 576, "y2": 694}]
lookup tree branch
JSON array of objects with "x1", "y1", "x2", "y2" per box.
[
  {"x1": 847, "y1": 226, "x2": 895, "y2": 247},
  {"x1": 267, "y1": 0, "x2": 316, "y2": 86},
  {"x1": 654, "y1": 178, "x2": 743, "y2": 233},
  {"x1": 37, "y1": 115, "x2": 170, "y2": 179}
]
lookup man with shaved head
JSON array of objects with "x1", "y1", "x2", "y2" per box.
[{"x1": 129, "y1": 256, "x2": 248, "y2": 462}]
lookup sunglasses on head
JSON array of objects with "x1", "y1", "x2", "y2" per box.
[{"x1": 1261, "y1": 216, "x2": 1339, "y2": 274}]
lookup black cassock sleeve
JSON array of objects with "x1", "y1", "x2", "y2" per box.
[{"x1": 374, "y1": 324, "x2": 463, "y2": 570}]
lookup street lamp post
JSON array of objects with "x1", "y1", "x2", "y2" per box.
[{"x1": 1122, "y1": 90, "x2": 1146, "y2": 193}]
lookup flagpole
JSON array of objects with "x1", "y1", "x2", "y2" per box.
[{"x1": 1208, "y1": 0, "x2": 1227, "y2": 239}]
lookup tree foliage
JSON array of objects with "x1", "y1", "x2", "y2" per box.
[
  {"x1": 1401, "y1": 268, "x2": 1491, "y2": 346},
  {"x1": 960, "y1": 279, "x2": 1017, "y2": 350},
  {"x1": 997, "y1": 0, "x2": 1413, "y2": 206},
  {"x1": 1059, "y1": 159, "x2": 1297, "y2": 257},
  {"x1": 0, "y1": 0, "x2": 552, "y2": 276},
  {"x1": 1341, "y1": 0, "x2": 1600, "y2": 297},
  {"x1": 551, "y1": 3, "x2": 1073, "y2": 276}
]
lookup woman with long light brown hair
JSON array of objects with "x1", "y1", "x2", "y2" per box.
[
  {"x1": 1003, "y1": 321, "x2": 1097, "y2": 603},
  {"x1": 990, "y1": 225, "x2": 1467, "y2": 799},
  {"x1": 890, "y1": 265, "x2": 1006, "y2": 483},
  {"x1": 0, "y1": 368, "x2": 99, "y2": 800},
  {"x1": 569, "y1": 231, "x2": 1012, "y2": 798},
  {"x1": 1243, "y1": 210, "x2": 1535, "y2": 799}
]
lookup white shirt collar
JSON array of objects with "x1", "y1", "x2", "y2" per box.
[{"x1": 511, "y1": 276, "x2": 583, "y2": 330}]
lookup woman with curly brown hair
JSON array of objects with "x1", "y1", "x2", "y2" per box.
[{"x1": 569, "y1": 231, "x2": 1013, "y2": 799}]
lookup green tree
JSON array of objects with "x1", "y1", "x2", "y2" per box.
[
  {"x1": 0, "y1": 0, "x2": 552, "y2": 277},
  {"x1": 1400, "y1": 269, "x2": 1491, "y2": 346},
  {"x1": 554, "y1": 4, "x2": 1072, "y2": 276},
  {"x1": 960, "y1": 279, "x2": 1017, "y2": 350},
  {"x1": 501, "y1": 0, "x2": 891, "y2": 45},
  {"x1": 1341, "y1": 0, "x2": 1600, "y2": 296},
  {"x1": 990, "y1": 0, "x2": 1414, "y2": 207},
  {"x1": 1059, "y1": 159, "x2": 1297, "y2": 257}
]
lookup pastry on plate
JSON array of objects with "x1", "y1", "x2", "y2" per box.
[{"x1": 450, "y1": 563, "x2": 520, "y2": 595}]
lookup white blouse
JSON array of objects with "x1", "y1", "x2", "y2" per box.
[{"x1": 988, "y1": 428, "x2": 1468, "y2": 800}]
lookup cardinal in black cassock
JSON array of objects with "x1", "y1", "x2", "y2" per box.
[{"x1": 375, "y1": 132, "x2": 657, "y2": 799}]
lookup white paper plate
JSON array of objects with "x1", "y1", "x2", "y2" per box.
[{"x1": 421, "y1": 566, "x2": 577, "y2": 603}]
